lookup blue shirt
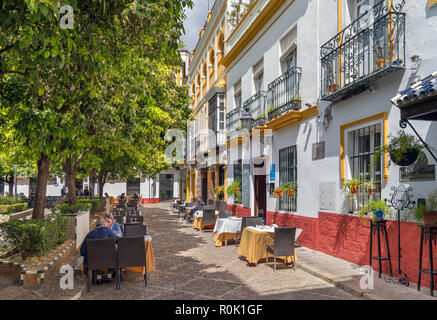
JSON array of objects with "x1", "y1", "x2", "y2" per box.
[
  {"x1": 111, "y1": 222, "x2": 123, "y2": 237},
  {"x1": 80, "y1": 226, "x2": 119, "y2": 274}
]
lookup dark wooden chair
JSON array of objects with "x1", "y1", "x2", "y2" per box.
[
  {"x1": 125, "y1": 215, "x2": 144, "y2": 225},
  {"x1": 86, "y1": 238, "x2": 117, "y2": 292},
  {"x1": 265, "y1": 227, "x2": 296, "y2": 272},
  {"x1": 116, "y1": 236, "x2": 147, "y2": 289}
]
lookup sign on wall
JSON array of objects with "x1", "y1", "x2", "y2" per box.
[
  {"x1": 312, "y1": 141, "x2": 325, "y2": 161},
  {"x1": 319, "y1": 182, "x2": 336, "y2": 211},
  {"x1": 400, "y1": 153, "x2": 436, "y2": 182},
  {"x1": 269, "y1": 164, "x2": 276, "y2": 181}
]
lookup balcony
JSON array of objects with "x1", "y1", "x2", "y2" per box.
[
  {"x1": 243, "y1": 91, "x2": 267, "y2": 127},
  {"x1": 267, "y1": 67, "x2": 302, "y2": 120},
  {"x1": 226, "y1": 107, "x2": 242, "y2": 138},
  {"x1": 320, "y1": 2, "x2": 406, "y2": 102}
]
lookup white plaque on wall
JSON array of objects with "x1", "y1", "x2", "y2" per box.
[{"x1": 319, "y1": 182, "x2": 336, "y2": 211}]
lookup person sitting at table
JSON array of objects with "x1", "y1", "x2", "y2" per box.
[
  {"x1": 185, "y1": 197, "x2": 205, "y2": 221},
  {"x1": 104, "y1": 213, "x2": 123, "y2": 238},
  {"x1": 80, "y1": 218, "x2": 120, "y2": 284}
]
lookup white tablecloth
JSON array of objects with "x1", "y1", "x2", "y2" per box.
[
  {"x1": 193, "y1": 210, "x2": 220, "y2": 218},
  {"x1": 213, "y1": 217, "x2": 242, "y2": 235},
  {"x1": 246, "y1": 226, "x2": 303, "y2": 240}
]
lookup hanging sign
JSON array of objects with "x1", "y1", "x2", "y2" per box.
[{"x1": 270, "y1": 164, "x2": 276, "y2": 182}]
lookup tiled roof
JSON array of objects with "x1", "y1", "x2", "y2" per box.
[{"x1": 391, "y1": 71, "x2": 437, "y2": 107}]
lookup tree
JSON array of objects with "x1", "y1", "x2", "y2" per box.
[{"x1": 0, "y1": 0, "x2": 193, "y2": 216}]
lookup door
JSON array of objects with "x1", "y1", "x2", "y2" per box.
[
  {"x1": 159, "y1": 174, "x2": 174, "y2": 200},
  {"x1": 126, "y1": 178, "x2": 141, "y2": 196},
  {"x1": 254, "y1": 175, "x2": 266, "y2": 217}
]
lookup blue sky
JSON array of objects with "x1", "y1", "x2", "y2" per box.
[{"x1": 181, "y1": 0, "x2": 210, "y2": 51}]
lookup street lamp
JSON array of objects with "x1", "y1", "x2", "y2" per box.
[
  {"x1": 12, "y1": 164, "x2": 19, "y2": 197},
  {"x1": 240, "y1": 106, "x2": 254, "y2": 131}
]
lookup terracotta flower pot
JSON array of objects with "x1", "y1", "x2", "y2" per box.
[
  {"x1": 423, "y1": 211, "x2": 437, "y2": 226},
  {"x1": 277, "y1": 192, "x2": 283, "y2": 197},
  {"x1": 349, "y1": 185, "x2": 359, "y2": 194},
  {"x1": 288, "y1": 189, "x2": 295, "y2": 196}
]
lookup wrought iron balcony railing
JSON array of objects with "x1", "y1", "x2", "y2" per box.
[
  {"x1": 267, "y1": 67, "x2": 302, "y2": 121},
  {"x1": 226, "y1": 106, "x2": 242, "y2": 138},
  {"x1": 243, "y1": 91, "x2": 267, "y2": 128},
  {"x1": 320, "y1": 1, "x2": 406, "y2": 102}
]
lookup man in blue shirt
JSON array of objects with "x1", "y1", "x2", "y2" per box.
[
  {"x1": 185, "y1": 197, "x2": 205, "y2": 222},
  {"x1": 80, "y1": 219, "x2": 120, "y2": 281}
]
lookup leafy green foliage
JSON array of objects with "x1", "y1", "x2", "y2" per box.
[
  {"x1": 412, "y1": 189, "x2": 437, "y2": 221},
  {"x1": 57, "y1": 202, "x2": 91, "y2": 215},
  {"x1": 0, "y1": 213, "x2": 70, "y2": 260},
  {"x1": 227, "y1": 180, "x2": 241, "y2": 200},
  {"x1": 76, "y1": 199, "x2": 102, "y2": 215},
  {"x1": 0, "y1": 203, "x2": 28, "y2": 214},
  {"x1": 0, "y1": 196, "x2": 26, "y2": 205}
]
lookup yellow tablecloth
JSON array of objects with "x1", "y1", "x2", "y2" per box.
[
  {"x1": 237, "y1": 228, "x2": 297, "y2": 264},
  {"x1": 213, "y1": 232, "x2": 240, "y2": 247},
  {"x1": 125, "y1": 239, "x2": 156, "y2": 274},
  {"x1": 193, "y1": 215, "x2": 218, "y2": 231}
]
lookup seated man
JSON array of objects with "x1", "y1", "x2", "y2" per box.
[
  {"x1": 184, "y1": 197, "x2": 205, "y2": 222},
  {"x1": 80, "y1": 218, "x2": 120, "y2": 284}
]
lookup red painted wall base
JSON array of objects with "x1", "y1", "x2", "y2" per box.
[
  {"x1": 266, "y1": 210, "x2": 437, "y2": 289},
  {"x1": 227, "y1": 204, "x2": 251, "y2": 217},
  {"x1": 141, "y1": 198, "x2": 160, "y2": 204}
]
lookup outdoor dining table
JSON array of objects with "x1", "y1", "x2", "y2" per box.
[
  {"x1": 192, "y1": 210, "x2": 219, "y2": 231},
  {"x1": 237, "y1": 226, "x2": 302, "y2": 265},
  {"x1": 213, "y1": 217, "x2": 242, "y2": 247}
]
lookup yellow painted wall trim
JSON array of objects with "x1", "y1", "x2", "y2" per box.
[
  {"x1": 429, "y1": 0, "x2": 437, "y2": 7},
  {"x1": 222, "y1": 0, "x2": 291, "y2": 68},
  {"x1": 340, "y1": 112, "x2": 389, "y2": 184}
]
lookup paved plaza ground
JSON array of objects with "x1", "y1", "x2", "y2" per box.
[{"x1": 0, "y1": 202, "x2": 435, "y2": 300}]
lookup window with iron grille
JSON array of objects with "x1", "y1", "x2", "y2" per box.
[
  {"x1": 279, "y1": 145, "x2": 297, "y2": 211},
  {"x1": 349, "y1": 123, "x2": 382, "y2": 209},
  {"x1": 233, "y1": 159, "x2": 242, "y2": 204}
]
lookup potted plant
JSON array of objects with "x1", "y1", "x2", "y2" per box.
[
  {"x1": 214, "y1": 185, "x2": 225, "y2": 200},
  {"x1": 343, "y1": 177, "x2": 362, "y2": 195},
  {"x1": 412, "y1": 189, "x2": 437, "y2": 226},
  {"x1": 359, "y1": 200, "x2": 389, "y2": 223},
  {"x1": 227, "y1": 180, "x2": 240, "y2": 199},
  {"x1": 362, "y1": 180, "x2": 376, "y2": 196},
  {"x1": 273, "y1": 187, "x2": 283, "y2": 197},
  {"x1": 373, "y1": 131, "x2": 426, "y2": 167},
  {"x1": 280, "y1": 182, "x2": 297, "y2": 196}
]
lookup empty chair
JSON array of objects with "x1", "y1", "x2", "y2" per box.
[
  {"x1": 201, "y1": 209, "x2": 216, "y2": 231},
  {"x1": 124, "y1": 223, "x2": 147, "y2": 237},
  {"x1": 218, "y1": 201, "x2": 228, "y2": 214},
  {"x1": 86, "y1": 238, "x2": 117, "y2": 292},
  {"x1": 116, "y1": 236, "x2": 147, "y2": 288},
  {"x1": 265, "y1": 227, "x2": 297, "y2": 272},
  {"x1": 236, "y1": 217, "x2": 265, "y2": 246},
  {"x1": 126, "y1": 215, "x2": 144, "y2": 224}
]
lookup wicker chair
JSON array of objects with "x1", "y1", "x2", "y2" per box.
[
  {"x1": 201, "y1": 209, "x2": 216, "y2": 231},
  {"x1": 86, "y1": 238, "x2": 117, "y2": 292},
  {"x1": 236, "y1": 217, "x2": 264, "y2": 247},
  {"x1": 116, "y1": 236, "x2": 147, "y2": 288},
  {"x1": 124, "y1": 223, "x2": 147, "y2": 237},
  {"x1": 265, "y1": 227, "x2": 296, "y2": 272}
]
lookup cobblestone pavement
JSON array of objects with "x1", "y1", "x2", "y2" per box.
[
  {"x1": 79, "y1": 203, "x2": 359, "y2": 300},
  {"x1": 0, "y1": 203, "x2": 360, "y2": 300}
]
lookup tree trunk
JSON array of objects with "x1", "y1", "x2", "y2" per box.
[
  {"x1": 89, "y1": 169, "x2": 97, "y2": 199},
  {"x1": 63, "y1": 157, "x2": 77, "y2": 205},
  {"x1": 32, "y1": 154, "x2": 50, "y2": 219},
  {"x1": 97, "y1": 170, "x2": 108, "y2": 198},
  {"x1": 7, "y1": 180, "x2": 13, "y2": 197}
]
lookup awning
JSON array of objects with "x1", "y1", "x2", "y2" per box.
[{"x1": 391, "y1": 71, "x2": 437, "y2": 121}]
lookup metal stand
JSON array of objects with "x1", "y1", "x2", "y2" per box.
[
  {"x1": 384, "y1": 184, "x2": 415, "y2": 286},
  {"x1": 417, "y1": 225, "x2": 437, "y2": 296},
  {"x1": 369, "y1": 219, "x2": 393, "y2": 278}
]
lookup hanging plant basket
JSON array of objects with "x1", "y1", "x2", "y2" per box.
[{"x1": 389, "y1": 148, "x2": 419, "y2": 167}]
